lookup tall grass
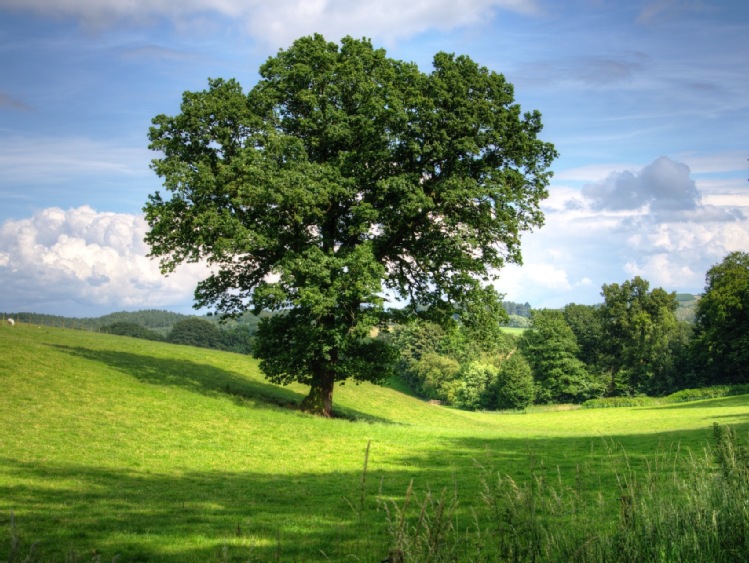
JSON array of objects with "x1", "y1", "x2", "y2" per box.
[{"x1": 378, "y1": 424, "x2": 749, "y2": 561}]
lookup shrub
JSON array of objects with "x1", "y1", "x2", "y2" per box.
[
  {"x1": 451, "y1": 361, "x2": 498, "y2": 410},
  {"x1": 412, "y1": 352, "x2": 461, "y2": 402},
  {"x1": 664, "y1": 384, "x2": 749, "y2": 403},
  {"x1": 583, "y1": 396, "x2": 656, "y2": 408}
]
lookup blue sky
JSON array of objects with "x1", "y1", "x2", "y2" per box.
[{"x1": 0, "y1": 0, "x2": 747, "y2": 316}]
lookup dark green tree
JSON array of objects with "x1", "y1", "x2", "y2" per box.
[
  {"x1": 519, "y1": 309, "x2": 602, "y2": 404},
  {"x1": 219, "y1": 325, "x2": 255, "y2": 355},
  {"x1": 101, "y1": 321, "x2": 165, "y2": 342},
  {"x1": 598, "y1": 277, "x2": 683, "y2": 395},
  {"x1": 563, "y1": 303, "x2": 602, "y2": 367},
  {"x1": 692, "y1": 252, "x2": 749, "y2": 384},
  {"x1": 492, "y1": 352, "x2": 535, "y2": 410},
  {"x1": 144, "y1": 34, "x2": 557, "y2": 416},
  {"x1": 168, "y1": 318, "x2": 225, "y2": 349}
]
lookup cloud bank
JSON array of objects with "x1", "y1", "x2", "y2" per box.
[
  {"x1": 0, "y1": 0, "x2": 541, "y2": 46},
  {"x1": 496, "y1": 155, "x2": 749, "y2": 307},
  {"x1": 2, "y1": 156, "x2": 747, "y2": 315},
  {"x1": 0, "y1": 206, "x2": 208, "y2": 316}
]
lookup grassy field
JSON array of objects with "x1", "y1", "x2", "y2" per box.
[
  {"x1": 2, "y1": 323, "x2": 749, "y2": 561},
  {"x1": 499, "y1": 326, "x2": 526, "y2": 337}
]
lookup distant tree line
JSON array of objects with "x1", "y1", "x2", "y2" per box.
[
  {"x1": 387, "y1": 252, "x2": 749, "y2": 410},
  {"x1": 1, "y1": 309, "x2": 188, "y2": 335},
  {"x1": 4, "y1": 252, "x2": 745, "y2": 410},
  {"x1": 502, "y1": 301, "x2": 532, "y2": 318},
  {"x1": 2, "y1": 309, "x2": 261, "y2": 356},
  {"x1": 501, "y1": 301, "x2": 532, "y2": 328},
  {"x1": 101, "y1": 315, "x2": 260, "y2": 355}
]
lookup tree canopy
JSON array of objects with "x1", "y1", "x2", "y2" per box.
[
  {"x1": 693, "y1": 251, "x2": 749, "y2": 384},
  {"x1": 144, "y1": 34, "x2": 557, "y2": 416},
  {"x1": 597, "y1": 277, "x2": 683, "y2": 395},
  {"x1": 519, "y1": 309, "x2": 602, "y2": 404},
  {"x1": 167, "y1": 318, "x2": 225, "y2": 349}
]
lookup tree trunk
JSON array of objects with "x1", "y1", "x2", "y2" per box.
[{"x1": 300, "y1": 368, "x2": 335, "y2": 417}]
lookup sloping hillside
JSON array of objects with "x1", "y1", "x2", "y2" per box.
[{"x1": 2, "y1": 324, "x2": 747, "y2": 561}]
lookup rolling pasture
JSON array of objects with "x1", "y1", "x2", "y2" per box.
[{"x1": 2, "y1": 323, "x2": 748, "y2": 561}]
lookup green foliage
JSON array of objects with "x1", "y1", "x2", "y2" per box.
[
  {"x1": 254, "y1": 310, "x2": 396, "y2": 388},
  {"x1": 692, "y1": 251, "x2": 749, "y2": 385},
  {"x1": 97, "y1": 309, "x2": 188, "y2": 335},
  {"x1": 675, "y1": 293, "x2": 699, "y2": 323},
  {"x1": 582, "y1": 385, "x2": 749, "y2": 408},
  {"x1": 101, "y1": 321, "x2": 165, "y2": 341},
  {"x1": 451, "y1": 361, "x2": 498, "y2": 410},
  {"x1": 504, "y1": 314, "x2": 531, "y2": 328},
  {"x1": 98, "y1": 315, "x2": 256, "y2": 353},
  {"x1": 562, "y1": 302, "x2": 602, "y2": 367},
  {"x1": 492, "y1": 352, "x2": 535, "y2": 410},
  {"x1": 582, "y1": 396, "x2": 657, "y2": 408},
  {"x1": 388, "y1": 320, "x2": 446, "y2": 397},
  {"x1": 1, "y1": 309, "x2": 189, "y2": 334},
  {"x1": 412, "y1": 352, "x2": 461, "y2": 401},
  {"x1": 663, "y1": 384, "x2": 749, "y2": 403},
  {"x1": 520, "y1": 309, "x2": 603, "y2": 403},
  {"x1": 144, "y1": 34, "x2": 557, "y2": 415},
  {"x1": 389, "y1": 318, "x2": 516, "y2": 408},
  {"x1": 167, "y1": 317, "x2": 225, "y2": 349},
  {"x1": 502, "y1": 300, "x2": 532, "y2": 318},
  {"x1": 598, "y1": 276, "x2": 687, "y2": 395},
  {"x1": 217, "y1": 324, "x2": 254, "y2": 354}
]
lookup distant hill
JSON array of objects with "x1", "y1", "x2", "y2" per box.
[
  {"x1": 2, "y1": 293, "x2": 697, "y2": 336},
  {"x1": 675, "y1": 294, "x2": 699, "y2": 323},
  {"x1": 1, "y1": 309, "x2": 264, "y2": 354},
  {"x1": 96, "y1": 310, "x2": 189, "y2": 335},
  {"x1": 1, "y1": 309, "x2": 190, "y2": 335}
]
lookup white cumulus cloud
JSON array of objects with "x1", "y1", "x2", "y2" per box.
[
  {"x1": 582, "y1": 156, "x2": 701, "y2": 212},
  {"x1": 0, "y1": 206, "x2": 209, "y2": 316},
  {"x1": 495, "y1": 154, "x2": 749, "y2": 307}
]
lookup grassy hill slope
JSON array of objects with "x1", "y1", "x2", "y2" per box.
[{"x1": 2, "y1": 324, "x2": 748, "y2": 561}]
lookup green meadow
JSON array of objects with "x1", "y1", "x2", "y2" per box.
[{"x1": 2, "y1": 324, "x2": 749, "y2": 561}]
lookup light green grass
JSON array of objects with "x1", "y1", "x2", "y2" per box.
[
  {"x1": 500, "y1": 326, "x2": 526, "y2": 336},
  {"x1": 1, "y1": 324, "x2": 748, "y2": 560}
]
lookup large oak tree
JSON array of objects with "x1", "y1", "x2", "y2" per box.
[{"x1": 144, "y1": 35, "x2": 557, "y2": 416}]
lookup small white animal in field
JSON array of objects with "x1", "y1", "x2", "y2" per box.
[{"x1": 7, "y1": 318, "x2": 15, "y2": 326}]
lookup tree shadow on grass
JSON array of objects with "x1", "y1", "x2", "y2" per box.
[
  {"x1": 1, "y1": 434, "x2": 523, "y2": 562},
  {"x1": 50, "y1": 345, "x2": 395, "y2": 424},
  {"x1": 0, "y1": 434, "x2": 625, "y2": 562},
  {"x1": 0, "y1": 456, "x2": 398, "y2": 562},
  {"x1": 5, "y1": 421, "x2": 749, "y2": 561}
]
